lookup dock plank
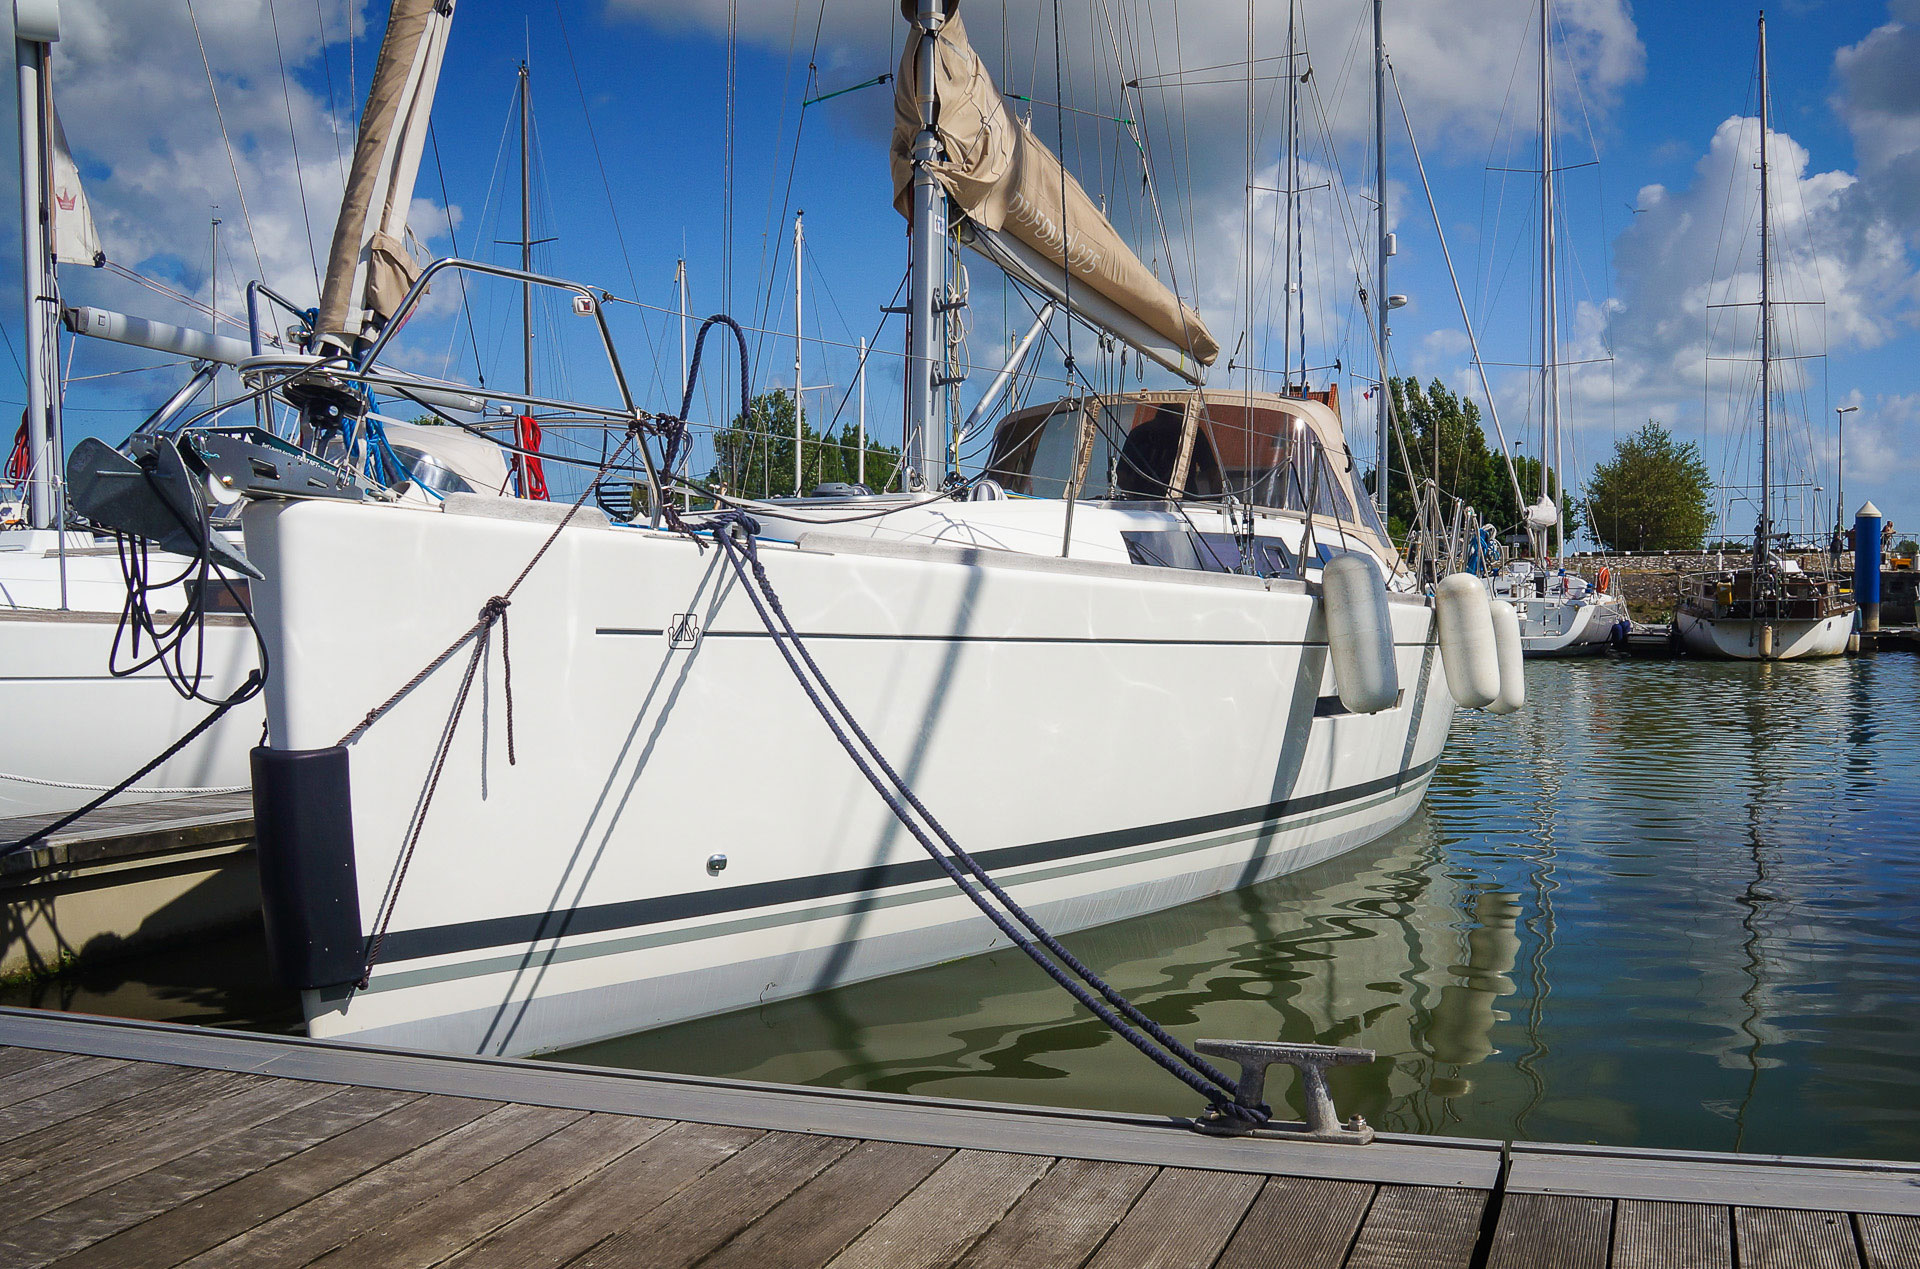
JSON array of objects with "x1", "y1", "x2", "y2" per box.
[
  {"x1": 0, "y1": 1057, "x2": 192, "y2": 1145},
  {"x1": 176, "y1": 1101, "x2": 584, "y2": 1269},
  {"x1": 1858, "y1": 1213, "x2": 1920, "y2": 1269},
  {"x1": 570, "y1": 1130, "x2": 856, "y2": 1269},
  {"x1": 954, "y1": 1157, "x2": 1156, "y2": 1269},
  {"x1": 700, "y1": 1140, "x2": 953, "y2": 1269},
  {"x1": 308, "y1": 1111, "x2": 671, "y2": 1269},
  {"x1": 1610, "y1": 1200, "x2": 1731, "y2": 1269},
  {"x1": 0, "y1": 1045, "x2": 74, "y2": 1078},
  {"x1": 0, "y1": 1068, "x2": 262, "y2": 1187},
  {"x1": 1078, "y1": 1166, "x2": 1264, "y2": 1269},
  {"x1": 1344, "y1": 1185, "x2": 1490, "y2": 1269},
  {"x1": 0, "y1": 1084, "x2": 417, "y2": 1269},
  {"x1": 439, "y1": 1120, "x2": 765, "y2": 1269},
  {"x1": 53, "y1": 1093, "x2": 500, "y2": 1269},
  {"x1": 0, "y1": 1052, "x2": 124, "y2": 1108},
  {"x1": 1488, "y1": 1193, "x2": 1613, "y2": 1269},
  {"x1": 825, "y1": 1149, "x2": 1052, "y2": 1269},
  {"x1": 1214, "y1": 1174, "x2": 1375, "y2": 1269},
  {"x1": 0, "y1": 1073, "x2": 337, "y2": 1231},
  {"x1": 1734, "y1": 1207, "x2": 1863, "y2": 1269}
]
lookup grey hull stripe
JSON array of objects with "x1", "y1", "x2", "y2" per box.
[{"x1": 364, "y1": 774, "x2": 1430, "y2": 995}]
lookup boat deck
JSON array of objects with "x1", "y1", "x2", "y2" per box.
[
  {"x1": 0, "y1": 791, "x2": 254, "y2": 869},
  {"x1": 0, "y1": 793, "x2": 258, "y2": 979},
  {"x1": 0, "y1": 1009, "x2": 1914, "y2": 1268}
]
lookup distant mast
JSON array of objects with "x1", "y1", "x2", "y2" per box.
[
  {"x1": 1373, "y1": 0, "x2": 1390, "y2": 520},
  {"x1": 1538, "y1": 0, "x2": 1565, "y2": 563},
  {"x1": 1755, "y1": 11, "x2": 1774, "y2": 576}
]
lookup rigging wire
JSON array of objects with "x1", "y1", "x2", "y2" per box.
[
  {"x1": 265, "y1": 0, "x2": 324, "y2": 297},
  {"x1": 427, "y1": 126, "x2": 486, "y2": 388},
  {"x1": 184, "y1": 0, "x2": 269, "y2": 289},
  {"x1": 311, "y1": 0, "x2": 349, "y2": 184}
]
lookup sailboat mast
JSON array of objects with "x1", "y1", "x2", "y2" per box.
[
  {"x1": 905, "y1": 4, "x2": 950, "y2": 489},
  {"x1": 1540, "y1": 0, "x2": 1564, "y2": 562},
  {"x1": 1756, "y1": 12, "x2": 1773, "y2": 575},
  {"x1": 793, "y1": 211, "x2": 806, "y2": 494},
  {"x1": 676, "y1": 258, "x2": 688, "y2": 401},
  {"x1": 14, "y1": 7, "x2": 57, "y2": 529},
  {"x1": 1373, "y1": 0, "x2": 1390, "y2": 518},
  {"x1": 1289, "y1": 0, "x2": 1305, "y2": 388},
  {"x1": 517, "y1": 59, "x2": 532, "y2": 493}
]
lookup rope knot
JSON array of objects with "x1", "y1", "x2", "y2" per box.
[{"x1": 480, "y1": 595, "x2": 511, "y2": 623}]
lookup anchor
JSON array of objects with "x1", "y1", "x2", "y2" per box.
[{"x1": 1192, "y1": 1039, "x2": 1377, "y2": 1144}]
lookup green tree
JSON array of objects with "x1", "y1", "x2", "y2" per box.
[
  {"x1": 1583, "y1": 421, "x2": 1713, "y2": 551},
  {"x1": 705, "y1": 391, "x2": 901, "y2": 499},
  {"x1": 1368, "y1": 376, "x2": 1579, "y2": 538}
]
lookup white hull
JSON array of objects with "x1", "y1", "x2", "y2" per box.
[
  {"x1": 1516, "y1": 594, "x2": 1626, "y2": 658},
  {"x1": 1673, "y1": 609, "x2": 1853, "y2": 660},
  {"x1": 247, "y1": 497, "x2": 1457, "y2": 1057},
  {"x1": 0, "y1": 532, "x2": 262, "y2": 818},
  {"x1": 1488, "y1": 565, "x2": 1627, "y2": 659}
]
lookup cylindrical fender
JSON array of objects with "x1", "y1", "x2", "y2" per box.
[
  {"x1": 1487, "y1": 599, "x2": 1526, "y2": 715},
  {"x1": 1322, "y1": 553, "x2": 1400, "y2": 714},
  {"x1": 1435, "y1": 573, "x2": 1500, "y2": 709}
]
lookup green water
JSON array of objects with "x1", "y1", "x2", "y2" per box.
[{"x1": 560, "y1": 654, "x2": 1920, "y2": 1161}]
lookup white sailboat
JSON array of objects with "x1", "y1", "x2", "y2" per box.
[
  {"x1": 1674, "y1": 14, "x2": 1852, "y2": 661},
  {"x1": 76, "y1": 2, "x2": 1515, "y2": 1059},
  {"x1": 1483, "y1": 0, "x2": 1627, "y2": 658},
  {"x1": 0, "y1": 5, "x2": 263, "y2": 819}
]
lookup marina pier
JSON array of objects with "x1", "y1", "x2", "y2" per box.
[{"x1": 0, "y1": 1007, "x2": 1916, "y2": 1269}]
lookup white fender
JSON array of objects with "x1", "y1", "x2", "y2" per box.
[
  {"x1": 1435, "y1": 573, "x2": 1500, "y2": 709},
  {"x1": 1487, "y1": 599, "x2": 1526, "y2": 715},
  {"x1": 1322, "y1": 553, "x2": 1400, "y2": 714}
]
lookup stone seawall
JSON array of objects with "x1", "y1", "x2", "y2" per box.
[{"x1": 1559, "y1": 551, "x2": 1918, "y2": 622}]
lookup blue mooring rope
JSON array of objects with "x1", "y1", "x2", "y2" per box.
[{"x1": 704, "y1": 513, "x2": 1266, "y2": 1127}]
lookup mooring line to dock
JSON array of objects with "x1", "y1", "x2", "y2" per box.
[{"x1": 705, "y1": 513, "x2": 1264, "y2": 1127}]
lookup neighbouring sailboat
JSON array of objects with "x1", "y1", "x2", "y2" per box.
[
  {"x1": 1483, "y1": 0, "x2": 1628, "y2": 657},
  {"x1": 70, "y1": 1, "x2": 1514, "y2": 1058},
  {"x1": 0, "y1": 2, "x2": 264, "y2": 819},
  {"x1": 1673, "y1": 13, "x2": 1852, "y2": 661}
]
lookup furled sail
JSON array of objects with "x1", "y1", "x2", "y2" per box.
[
  {"x1": 315, "y1": 0, "x2": 457, "y2": 351},
  {"x1": 889, "y1": 14, "x2": 1218, "y2": 382},
  {"x1": 48, "y1": 103, "x2": 103, "y2": 267}
]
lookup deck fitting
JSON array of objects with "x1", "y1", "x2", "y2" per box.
[{"x1": 1193, "y1": 1038, "x2": 1377, "y2": 1144}]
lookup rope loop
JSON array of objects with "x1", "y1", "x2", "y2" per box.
[{"x1": 705, "y1": 516, "x2": 1266, "y2": 1128}]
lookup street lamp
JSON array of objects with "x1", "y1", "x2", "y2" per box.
[{"x1": 1836, "y1": 404, "x2": 1859, "y2": 553}]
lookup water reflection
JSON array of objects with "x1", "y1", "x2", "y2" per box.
[{"x1": 565, "y1": 655, "x2": 1920, "y2": 1161}]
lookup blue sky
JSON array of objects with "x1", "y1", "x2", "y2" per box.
[{"x1": 13, "y1": 0, "x2": 1920, "y2": 545}]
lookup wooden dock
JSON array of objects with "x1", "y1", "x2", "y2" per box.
[
  {"x1": 0, "y1": 1009, "x2": 1914, "y2": 1268},
  {"x1": 0, "y1": 793, "x2": 257, "y2": 980}
]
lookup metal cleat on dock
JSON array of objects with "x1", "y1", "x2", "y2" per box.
[{"x1": 1192, "y1": 1039, "x2": 1376, "y2": 1144}]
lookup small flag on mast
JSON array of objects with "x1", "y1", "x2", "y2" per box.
[{"x1": 49, "y1": 101, "x2": 104, "y2": 268}]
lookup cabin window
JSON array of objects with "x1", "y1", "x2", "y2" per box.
[
  {"x1": 1112, "y1": 407, "x2": 1222, "y2": 499},
  {"x1": 1121, "y1": 530, "x2": 1295, "y2": 579}
]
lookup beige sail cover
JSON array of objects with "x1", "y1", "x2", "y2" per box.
[
  {"x1": 316, "y1": 0, "x2": 456, "y2": 347},
  {"x1": 890, "y1": 15, "x2": 1217, "y2": 375}
]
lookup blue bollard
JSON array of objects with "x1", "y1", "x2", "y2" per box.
[{"x1": 1855, "y1": 502, "x2": 1883, "y2": 633}]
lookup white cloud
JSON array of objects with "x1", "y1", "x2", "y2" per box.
[
  {"x1": 607, "y1": 0, "x2": 1644, "y2": 372},
  {"x1": 39, "y1": 0, "x2": 453, "y2": 323},
  {"x1": 1572, "y1": 116, "x2": 1914, "y2": 464}
]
